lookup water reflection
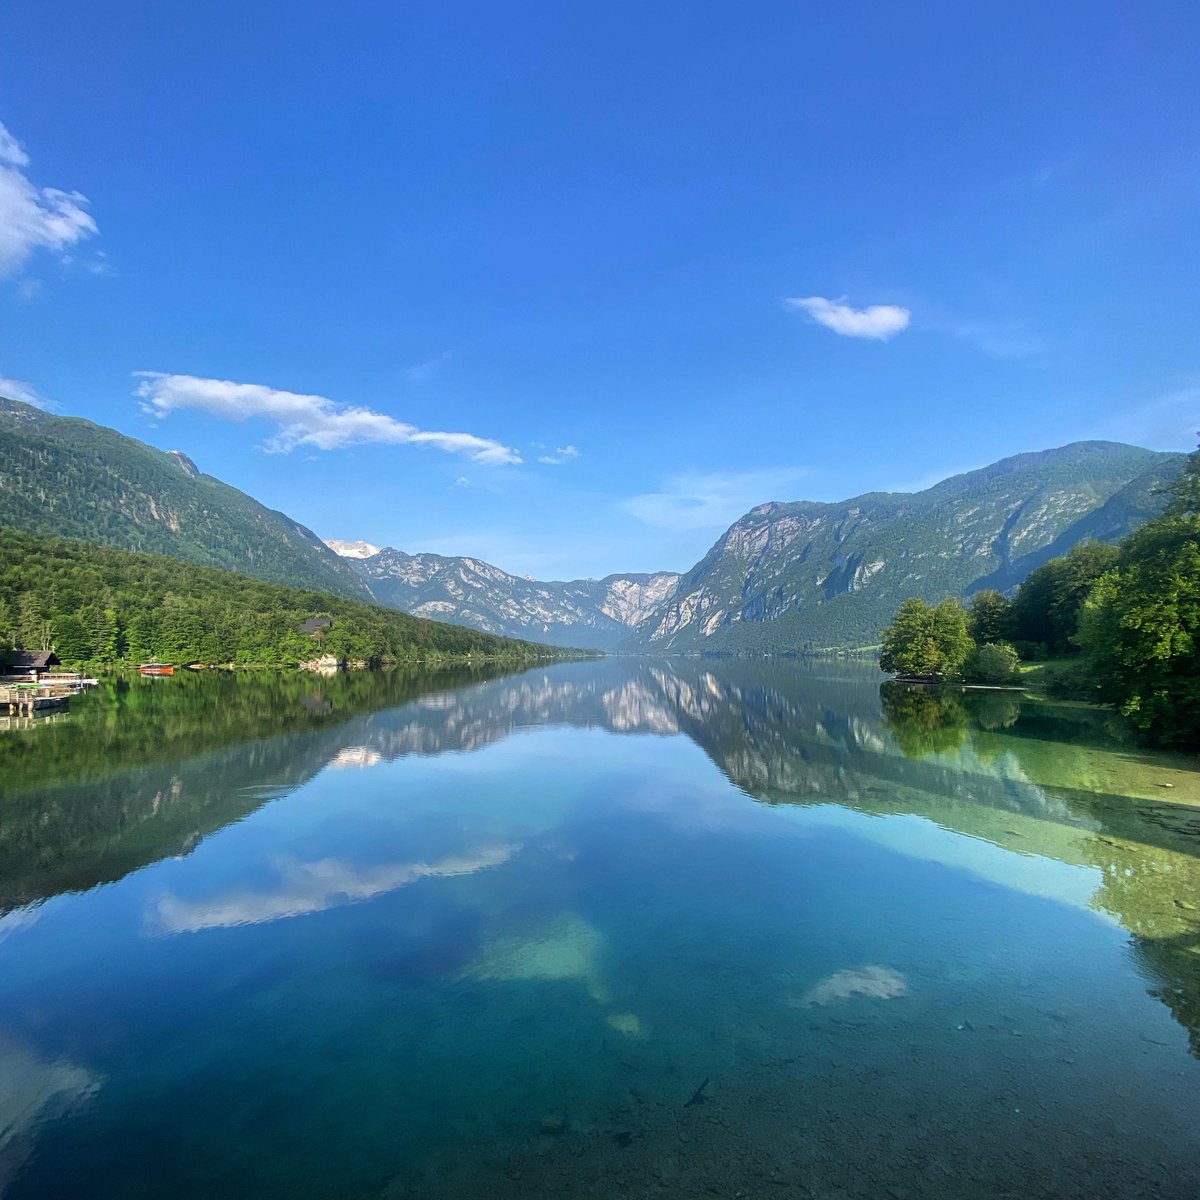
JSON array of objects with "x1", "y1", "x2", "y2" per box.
[
  {"x1": 0, "y1": 1034, "x2": 100, "y2": 1193},
  {"x1": 3, "y1": 659, "x2": 1200, "y2": 1198},
  {"x1": 152, "y1": 843, "x2": 519, "y2": 933}
]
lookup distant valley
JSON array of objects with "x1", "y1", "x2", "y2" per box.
[
  {"x1": 330, "y1": 544, "x2": 679, "y2": 651},
  {"x1": 0, "y1": 393, "x2": 1182, "y2": 655},
  {"x1": 335, "y1": 443, "x2": 1182, "y2": 653}
]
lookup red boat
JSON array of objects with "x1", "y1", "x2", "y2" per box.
[{"x1": 139, "y1": 663, "x2": 176, "y2": 677}]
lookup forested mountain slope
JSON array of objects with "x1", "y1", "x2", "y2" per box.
[
  {"x1": 0, "y1": 527, "x2": 552, "y2": 666},
  {"x1": 0, "y1": 397, "x2": 371, "y2": 600},
  {"x1": 624, "y1": 442, "x2": 1184, "y2": 653}
]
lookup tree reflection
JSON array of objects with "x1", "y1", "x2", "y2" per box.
[{"x1": 879, "y1": 681, "x2": 970, "y2": 758}]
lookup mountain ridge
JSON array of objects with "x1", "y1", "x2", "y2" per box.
[
  {"x1": 622, "y1": 440, "x2": 1184, "y2": 653},
  {"x1": 331, "y1": 543, "x2": 680, "y2": 650},
  {"x1": 0, "y1": 396, "x2": 373, "y2": 600}
]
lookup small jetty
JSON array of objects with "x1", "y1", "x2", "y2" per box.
[
  {"x1": 0, "y1": 660, "x2": 98, "y2": 721},
  {"x1": 0, "y1": 683, "x2": 74, "y2": 717}
]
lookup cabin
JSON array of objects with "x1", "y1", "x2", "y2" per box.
[
  {"x1": 297, "y1": 617, "x2": 333, "y2": 636},
  {"x1": 1, "y1": 649, "x2": 62, "y2": 681}
]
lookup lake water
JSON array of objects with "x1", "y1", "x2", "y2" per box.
[{"x1": 2, "y1": 659, "x2": 1200, "y2": 1199}]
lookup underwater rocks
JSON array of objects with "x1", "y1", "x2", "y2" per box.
[{"x1": 795, "y1": 964, "x2": 908, "y2": 1007}]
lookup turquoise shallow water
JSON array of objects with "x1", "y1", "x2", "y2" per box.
[{"x1": 2, "y1": 660, "x2": 1200, "y2": 1198}]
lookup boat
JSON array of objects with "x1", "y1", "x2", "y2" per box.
[{"x1": 139, "y1": 663, "x2": 176, "y2": 677}]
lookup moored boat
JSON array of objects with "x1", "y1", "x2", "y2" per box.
[{"x1": 139, "y1": 663, "x2": 176, "y2": 677}]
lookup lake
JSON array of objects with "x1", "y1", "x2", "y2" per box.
[{"x1": 2, "y1": 659, "x2": 1200, "y2": 1199}]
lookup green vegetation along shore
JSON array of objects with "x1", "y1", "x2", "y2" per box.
[
  {"x1": 0, "y1": 527, "x2": 566, "y2": 668},
  {"x1": 879, "y1": 442, "x2": 1200, "y2": 748}
]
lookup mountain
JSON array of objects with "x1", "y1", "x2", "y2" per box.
[
  {"x1": 332, "y1": 544, "x2": 679, "y2": 650},
  {"x1": 624, "y1": 441, "x2": 1184, "y2": 654},
  {"x1": 325, "y1": 539, "x2": 381, "y2": 559},
  {"x1": 0, "y1": 526, "x2": 556, "y2": 669},
  {"x1": 0, "y1": 397, "x2": 372, "y2": 600}
]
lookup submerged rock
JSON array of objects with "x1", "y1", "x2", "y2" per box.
[{"x1": 794, "y1": 965, "x2": 908, "y2": 1007}]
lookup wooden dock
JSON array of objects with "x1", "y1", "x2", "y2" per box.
[{"x1": 0, "y1": 684, "x2": 72, "y2": 717}]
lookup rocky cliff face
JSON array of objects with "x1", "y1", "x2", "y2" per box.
[
  {"x1": 330, "y1": 544, "x2": 679, "y2": 650},
  {"x1": 623, "y1": 441, "x2": 1183, "y2": 653}
]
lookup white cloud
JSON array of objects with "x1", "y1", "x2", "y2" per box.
[
  {"x1": 537, "y1": 444, "x2": 580, "y2": 465},
  {"x1": 0, "y1": 374, "x2": 55, "y2": 410},
  {"x1": 622, "y1": 467, "x2": 809, "y2": 532},
  {"x1": 784, "y1": 295, "x2": 910, "y2": 341},
  {"x1": 135, "y1": 372, "x2": 522, "y2": 464},
  {"x1": 0, "y1": 121, "x2": 97, "y2": 279}
]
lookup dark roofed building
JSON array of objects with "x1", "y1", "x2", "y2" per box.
[
  {"x1": 3, "y1": 650, "x2": 62, "y2": 678},
  {"x1": 298, "y1": 617, "x2": 333, "y2": 636}
]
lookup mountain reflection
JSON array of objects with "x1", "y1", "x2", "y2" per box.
[{"x1": 3, "y1": 658, "x2": 1200, "y2": 1053}]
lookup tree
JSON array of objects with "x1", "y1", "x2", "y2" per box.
[
  {"x1": 879, "y1": 598, "x2": 941, "y2": 677},
  {"x1": 1078, "y1": 514, "x2": 1200, "y2": 747},
  {"x1": 880, "y1": 597, "x2": 973, "y2": 680},
  {"x1": 1160, "y1": 435, "x2": 1200, "y2": 519},
  {"x1": 931, "y1": 598, "x2": 973, "y2": 678},
  {"x1": 964, "y1": 641, "x2": 1022, "y2": 685},
  {"x1": 1012, "y1": 541, "x2": 1119, "y2": 655},
  {"x1": 967, "y1": 590, "x2": 1014, "y2": 645}
]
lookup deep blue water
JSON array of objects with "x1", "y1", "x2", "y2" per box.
[{"x1": 2, "y1": 660, "x2": 1200, "y2": 1198}]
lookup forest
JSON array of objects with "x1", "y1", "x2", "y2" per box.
[
  {"x1": 879, "y1": 442, "x2": 1200, "y2": 748},
  {"x1": 0, "y1": 527, "x2": 560, "y2": 668}
]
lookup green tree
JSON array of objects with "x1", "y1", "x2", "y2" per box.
[
  {"x1": 1012, "y1": 541, "x2": 1119, "y2": 655},
  {"x1": 879, "y1": 598, "x2": 941, "y2": 677},
  {"x1": 1078, "y1": 500, "x2": 1200, "y2": 748},
  {"x1": 1160, "y1": 434, "x2": 1200, "y2": 518},
  {"x1": 931, "y1": 598, "x2": 973, "y2": 678},
  {"x1": 17, "y1": 592, "x2": 54, "y2": 650},
  {"x1": 880, "y1": 597, "x2": 973, "y2": 680},
  {"x1": 51, "y1": 612, "x2": 92, "y2": 661},
  {"x1": 963, "y1": 641, "x2": 1022, "y2": 685},
  {"x1": 967, "y1": 590, "x2": 1014, "y2": 644}
]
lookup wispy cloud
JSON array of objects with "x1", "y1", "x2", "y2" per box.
[
  {"x1": 403, "y1": 351, "x2": 451, "y2": 382},
  {"x1": 135, "y1": 372, "x2": 522, "y2": 464},
  {"x1": 152, "y1": 845, "x2": 518, "y2": 933},
  {"x1": 1031, "y1": 152, "x2": 1082, "y2": 189},
  {"x1": 0, "y1": 374, "x2": 55, "y2": 410},
  {"x1": 784, "y1": 295, "x2": 910, "y2": 341},
  {"x1": 537, "y1": 444, "x2": 580, "y2": 466},
  {"x1": 1100, "y1": 385, "x2": 1200, "y2": 451},
  {"x1": 948, "y1": 320, "x2": 1044, "y2": 359},
  {"x1": 622, "y1": 467, "x2": 809, "y2": 532},
  {"x1": 0, "y1": 120, "x2": 97, "y2": 279}
]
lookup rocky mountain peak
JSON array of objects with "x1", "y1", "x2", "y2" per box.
[
  {"x1": 168, "y1": 450, "x2": 200, "y2": 478},
  {"x1": 325, "y1": 538, "x2": 382, "y2": 559}
]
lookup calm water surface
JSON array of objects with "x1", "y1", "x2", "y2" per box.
[{"x1": 2, "y1": 660, "x2": 1200, "y2": 1199}]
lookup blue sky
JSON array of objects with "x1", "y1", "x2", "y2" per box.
[{"x1": 1, "y1": 1, "x2": 1198, "y2": 579}]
